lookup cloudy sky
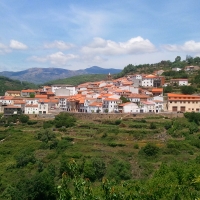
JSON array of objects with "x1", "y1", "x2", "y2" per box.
[{"x1": 1, "y1": 0, "x2": 200, "y2": 72}]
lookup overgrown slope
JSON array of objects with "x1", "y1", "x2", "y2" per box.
[{"x1": 0, "y1": 76, "x2": 38, "y2": 96}]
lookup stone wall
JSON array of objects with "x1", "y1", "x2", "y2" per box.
[{"x1": 36, "y1": 111, "x2": 183, "y2": 121}]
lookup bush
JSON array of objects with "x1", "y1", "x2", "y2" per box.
[
  {"x1": 43, "y1": 120, "x2": 54, "y2": 129},
  {"x1": 56, "y1": 140, "x2": 72, "y2": 152},
  {"x1": 19, "y1": 114, "x2": 29, "y2": 123},
  {"x1": 107, "y1": 159, "x2": 131, "y2": 181},
  {"x1": 164, "y1": 122, "x2": 172, "y2": 130},
  {"x1": 108, "y1": 142, "x2": 126, "y2": 147},
  {"x1": 134, "y1": 143, "x2": 139, "y2": 149},
  {"x1": 15, "y1": 149, "x2": 36, "y2": 168},
  {"x1": 149, "y1": 122, "x2": 156, "y2": 129},
  {"x1": 27, "y1": 120, "x2": 37, "y2": 125},
  {"x1": 115, "y1": 119, "x2": 121, "y2": 125},
  {"x1": 83, "y1": 158, "x2": 106, "y2": 181},
  {"x1": 141, "y1": 143, "x2": 160, "y2": 157},
  {"x1": 54, "y1": 113, "x2": 76, "y2": 128}
]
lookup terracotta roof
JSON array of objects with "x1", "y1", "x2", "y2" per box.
[
  {"x1": 170, "y1": 79, "x2": 188, "y2": 81},
  {"x1": 152, "y1": 88, "x2": 163, "y2": 92},
  {"x1": 128, "y1": 93, "x2": 149, "y2": 98},
  {"x1": 13, "y1": 100, "x2": 26, "y2": 104},
  {"x1": 35, "y1": 95, "x2": 48, "y2": 99},
  {"x1": 21, "y1": 89, "x2": 36, "y2": 93},
  {"x1": 4, "y1": 105, "x2": 21, "y2": 108},
  {"x1": 6, "y1": 91, "x2": 21, "y2": 93},
  {"x1": 3, "y1": 96, "x2": 14, "y2": 100},
  {"x1": 38, "y1": 99, "x2": 49, "y2": 103},
  {"x1": 167, "y1": 93, "x2": 200, "y2": 98},
  {"x1": 119, "y1": 102, "x2": 137, "y2": 106},
  {"x1": 104, "y1": 98, "x2": 119, "y2": 101},
  {"x1": 141, "y1": 101, "x2": 155, "y2": 105},
  {"x1": 89, "y1": 102, "x2": 102, "y2": 107},
  {"x1": 25, "y1": 104, "x2": 38, "y2": 107}
]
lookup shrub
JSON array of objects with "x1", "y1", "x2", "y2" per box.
[
  {"x1": 19, "y1": 114, "x2": 29, "y2": 123},
  {"x1": 15, "y1": 149, "x2": 36, "y2": 168},
  {"x1": 134, "y1": 143, "x2": 139, "y2": 149},
  {"x1": 108, "y1": 142, "x2": 126, "y2": 147},
  {"x1": 141, "y1": 143, "x2": 160, "y2": 157},
  {"x1": 115, "y1": 119, "x2": 121, "y2": 125},
  {"x1": 56, "y1": 140, "x2": 72, "y2": 152},
  {"x1": 149, "y1": 122, "x2": 156, "y2": 129},
  {"x1": 164, "y1": 122, "x2": 172, "y2": 130},
  {"x1": 54, "y1": 113, "x2": 76, "y2": 128},
  {"x1": 107, "y1": 159, "x2": 131, "y2": 181},
  {"x1": 43, "y1": 120, "x2": 54, "y2": 129},
  {"x1": 83, "y1": 158, "x2": 106, "y2": 181},
  {"x1": 27, "y1": 120, "x2": 37, "y2": 125}
]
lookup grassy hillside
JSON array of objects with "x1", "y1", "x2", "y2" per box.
[
  {"x1": 44, "y1": 74, "x2": 108, "y2": 86},
  {"x1": 1, "y1": 114, "x2": 200, "y2": 198},
  {"x1": 0, "y1": 76, "x2": 38, "y2": 96}
]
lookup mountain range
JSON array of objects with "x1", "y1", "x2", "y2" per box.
[{"x1": 0, "y1": 66, "x2": 121, "y2": 84}]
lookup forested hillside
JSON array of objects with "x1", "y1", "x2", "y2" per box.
[
  {"x1": 1, "y1": 113, "x2": 200, "y2": 199},
  {"x1": 115, "y1": 55, "x2": 200, "y2": 78},
  {"x1": 44, "y1": 74, "x2": 108, "y2": 86},
  {"x1": 0, "y1": 76, "x2": 38, "y2": 96}
]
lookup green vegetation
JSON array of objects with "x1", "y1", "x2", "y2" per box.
[
  {"x1": 115, "y1": 55, "x2": 200, "y2": 78},
  {"x1": 0, "y1": 114, "x2": 200, "y2": 198},
  {"x1": 0, "y1": 76, "x2": 38, "y2": 96},
  {"x1": 44, "y1": 74, "x2": 107, "y2": 86}
]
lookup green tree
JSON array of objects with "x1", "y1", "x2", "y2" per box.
[
  {"x1": 141, "y1": 143, "x2": 160, "y2": 157},
  {"x1": 180, "y1": 86, "x2": 196, "y2": 94},
  {"x1": 120, "y1": 96, "x2": 130, "y2": 103},
  {"x1": 175, "y1": 56, "x2": 181, "y2": 62},
  {"x1": 29, "y1": 92, "x2": 35, "y2": 98},
  {"x1": 19, "y1": 114, "x2": 29, "y2": 123},
  {"x1": 54, "y1": 113, "x2": 76, "y2": 128}
]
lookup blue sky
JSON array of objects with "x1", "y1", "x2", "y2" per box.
[{"x1": 1, "y1": 0, "x2": 200, "y2": 72}]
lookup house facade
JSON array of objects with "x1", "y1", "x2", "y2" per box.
[{"x1": 167, "y1": 93, "x2": 200, "y2": 112}]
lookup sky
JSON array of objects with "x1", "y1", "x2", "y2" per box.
[{"x1": 1, "y1": 0, "x2": 200, "y2": 72}]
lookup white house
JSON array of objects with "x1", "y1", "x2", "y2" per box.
[
  {"x1": 141, "y1": 76, "x2": 154, "y2": 87},
  {"x1": 118, "y1": 102, "x2": 140, "y2": 113},
  {"x1": 24, "y1": 104, "x2": 39, "y2": 114},
  {"x1": 51, "y1": 84, "x2": 76, "y2": 96},
  {"x1": 87, "y1": 102, "x2": 103, "y2": 113},
  {"x1": 0, "y1": 96, "x2": 14, "y2": 106},
  {"x1": 170, "y1": 79, "x2": 188, "y2": 86},
  {"x1": 172, "y1": 67, "x2": 182, "y2": 72},
  {"x1": 140, "y1": 101, "x2": 156, "y2": 113},
  {"x1": 102, "y1": 98, "x2": 121, "y2": 113},
  {"x1": 25, "y1": 98, "x2": 38, "y2": 105},
  {"x1": 38, "y1": 99, "x2": 49, "y2": 114}
]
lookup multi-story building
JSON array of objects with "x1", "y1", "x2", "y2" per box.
[
  {"x1": 170, "y1": 79, "x2": 188, "y2": 86},
  {"x1": 51, "y1": 84, "x2": 76, "y2": 96},
  {"x1": 102, "y1": 98, "x2": 121, "y2": 113},
  {"x1": 167, "y1": 93, "x2": 200, "y2": 112}
]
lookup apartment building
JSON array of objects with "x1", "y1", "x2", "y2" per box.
[{"x1": 167, "y1": 93, "x2": 200, "y2": 112}]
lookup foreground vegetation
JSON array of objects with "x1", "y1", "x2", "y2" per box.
[{"x1": 1, "y1": 112, "x2": 200, "y2": 199}]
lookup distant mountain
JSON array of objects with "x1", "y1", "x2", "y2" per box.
[{"x1": 0, "y1": 66, "x2": 121, "y2": 84}]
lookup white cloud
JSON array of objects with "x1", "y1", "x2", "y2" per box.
[
  {"x1": 163, "y1": 40, "x2": 200, "y2": 53},
  {"x1": 0, "y1": 42, "x2": 11, "y2": 54},
  {"x1": 9, "y1": 40, "x2": 28, "y2": 50},
  {"x1": 29, "y1": 51, "x2": 78, "y2": 66},
  {"x1": 44, "y1": 41, "x2": 74, "y2": 50},
  {"x1": 80, "y1": 54, "x2": 107, "y2": 64},
  {"x1": 81, "y1": 36, "x2": 156, "y2": 56}
]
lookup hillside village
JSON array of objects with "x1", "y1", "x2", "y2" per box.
[{"x1": 0, "y1": 66, "x2": 200, "y2": 116}]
